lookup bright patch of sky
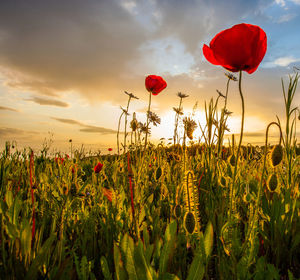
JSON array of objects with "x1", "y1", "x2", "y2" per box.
[
  {"x1": 248, "y1": 0, "x2": 300, "y2": 69},
  {"x1": 136, "y1": 37, "x2": 195, "y2": 76}
]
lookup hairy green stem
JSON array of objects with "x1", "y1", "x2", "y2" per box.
[
  {"x1": 229, "y1": 71, "x2": 244, "y2": 220},
  {"x1": 144, "y1": 92, "x2": 152, "y2": 150},
  {"x1": 123, "y1": 96, "x2": 132, "y2": 154}
]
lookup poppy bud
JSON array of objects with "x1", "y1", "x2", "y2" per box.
[
  {"x1": 267, "y1": 173, "x2": 278, "y2": 192},
  {"x1": 270, "y1": 145, "x2": 283, "y2": 167},
  {"x1": 184, "y1": 212, "x2": 196, "y2": 234},
  {"x1": 174, "y1": 204, "x2": 182, "y2": 219}
]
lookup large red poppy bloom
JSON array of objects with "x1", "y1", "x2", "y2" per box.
[
  {"x1": 203, "y1": 23, "x2": 267, "y2": 74},
  {"x1": 145, "y1": 75, "x2": 167, "y2": 95}
]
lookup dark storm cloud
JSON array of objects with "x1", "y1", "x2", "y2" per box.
[
  {"x1": 0, "y1": 106, "x2": 19, "y2": 112},
  {"x1": 52, "y1": 117, "x2": 118, "y2": 134},
  {"x1": 25, "y1": 96, "x2": 69, "y2": 107}
]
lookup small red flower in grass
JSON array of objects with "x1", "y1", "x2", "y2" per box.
[
  {"x1": 102, "y1": 188, "x2": 112, "y2": 202},
  {"x1": 203, "y1": 23, "x2": 267, "y2": 74},
  {"x1": 94, "y1": 162, "x2": 103, "y2": 173},
  {"x1": 145, "y1": 75, "x2": 167, "y2": 95},
  {"x1": 108, "y1": 148, "x2": 112, "y2": 152}
]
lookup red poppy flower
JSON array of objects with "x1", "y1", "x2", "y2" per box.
[
  {"x1": 108, "y1": 148, "x2": 112, "y2": 152},
  {"x1": 203, "y1": 23, "x2": 267, "y2": 74},
  {"x1": 94, "y1": 162, "x2": 103, "y2": 173},
  {"x1": 102, "y1": 188, "x2": 113, "y2": 202},
  {"x1": 145, "y1": 75, "x2": 167, "y2": 95}
]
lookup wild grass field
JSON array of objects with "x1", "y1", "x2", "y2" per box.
[{"x1": 0, "y1": 69, "x2": 299, "y2": 280}]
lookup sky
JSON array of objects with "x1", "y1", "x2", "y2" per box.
[{"x1": 0, "y1": 0, "x2": 299, "y2": 154}]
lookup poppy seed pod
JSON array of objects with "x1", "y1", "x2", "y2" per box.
[
  {"x1": 184, "y1": 212, "x2": 196, "y2": 234},
  {"x1": 270, "y1": 145, "x2": 283, "y2": 167}
]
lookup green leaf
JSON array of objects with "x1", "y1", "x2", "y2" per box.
[
  {"x1": 101, "y1": 256, "x2": 113, "y2": 280},
  {"x1": 133, "y1": 240, "x2": 153, "y2": 280},
  {"x1": 159, "y1": 221, "x2": 177, "y2": 275},
  {"x1": 186, "y1": 251, "x2": 205, "y2": 280},
  {"x1": 120, "y1": 234, "x2": 138, "y2": 280},
  {"x1": 25, "y1": 235, "x2": 56, "y2": 280},
  {"x1": 204, "y1": 221, "x2": 213, "y2": 259},
  {"x1": 161, "y1": 273, "x2": 180, "y2": 280}
]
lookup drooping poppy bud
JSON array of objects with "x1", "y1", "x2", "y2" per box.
[{"x1": 270, "y1": 145, "x2": 283, "y2": 167}]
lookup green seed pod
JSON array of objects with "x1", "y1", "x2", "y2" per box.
[
  {"x1": 267, "y1": 173, "x2": 278, "y2": 192},
  {"x1": 174, "y1": 204, "x2": 181, "y2": 219},
  {"x1": 184, "y1": 212, "x2": 196, "y2": 234},
  {"x1": 156, "y1": 167, "x2": 162, "y2": 181},
  {"x1": 228, "y1": 154, "x2": 236, "y2": 167},
  {"x1": 270, "y1": 145, "x2": 283, "y2": 167}
]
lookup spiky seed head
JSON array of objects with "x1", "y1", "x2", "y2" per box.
[
  {"x1": 270, "y1": 145, "x2": 283, "y2": 167},
  {"x1": 225, "y1": 72, "x2": 238, "y2": 81},
  {"x1": 267, "y1": 173, "x2": 278, "y2": 192},
  {"x1": 177, "y1": 92, "x2": 189, "y2": 99},
  {"x1": 183, "y1": 117, "x2": 197, "y2": 140},
  {"x1": 130, "y1": 119, "x2": 138, "y2": 131},
  {"x1": 228, "y1": 154, "x2": 236, "y2": 167},
  {"x1": 184, "y1": 212, "x2": 196, "y2": 234},
  {"x1": 174, "y1": 204, "x2": 182, "y2": 219}
]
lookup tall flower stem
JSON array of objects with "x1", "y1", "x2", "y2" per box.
[
  {"x1": 229, "y1": 70, "x2": 244, "y2": 220},
  {"x1": 144, "y1": 92, "x2": 152, "y2": 150},
  {"x1": 217, "y1": 78, "x2": 230, "y2": 155},
  {"x1": 123, "y1": 96, "x2": 132, "y2": 154},
  {"x1": 173, "y1": 97, "x2": 183, "y2": 145},
  {"x1": 117, "y1": 111, "x2": 125, "y2": 155}
]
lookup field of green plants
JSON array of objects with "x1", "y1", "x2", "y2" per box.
[{"x1": 0, "y1": 69, "x2": 299, "y2": 280}]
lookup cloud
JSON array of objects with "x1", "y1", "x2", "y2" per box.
[
  {"x1": 277, "y1": 13, "x2": 297, "y2": 23},
  {"x1": 0, "y1": 127, "x2": 39, "y2": 137},
  {"x1": 0, "y1": 0, "x2": 147, "y2": 102},
  {"x1": 0, "y1": 106, "x2": 19, "y2": 112},
  {"x1": 275, "y1": 0, "x2": 286, "y2": 6},
  {"x1": 25, "y1": 96, "x2": 69, "y2": 107},
  {"x1": 52, "y1": 117, "x2": 118, "y2": 134},
  {"x1": 0, "y1": 0, "x2": 267, "y2": 105},
  {"x1": 263, "y1": 56, "x2": 300, "y2": 67}
]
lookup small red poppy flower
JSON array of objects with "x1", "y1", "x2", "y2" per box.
[
  {"x1": 203, "y1": 23, "x2": 267, "y2": 74},
  {"x1": 108, "y1": 148, "x2": 112, "y2": 152},
  {"x1": 103, "y1": 188, "x2": 112, "y2": 202},
  {"x1": 94, "y1": 162, "x2": 103, "y2": 173},
  {"x1": 145, "y1": 75, "x2": 167, "y2": 95},
  {"x1": 66, "y1": 154, "x2": 69, "y2": 159}
]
